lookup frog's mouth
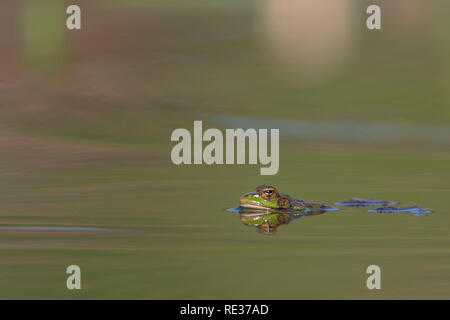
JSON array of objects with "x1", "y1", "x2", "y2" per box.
[
  {"x1": 239, "y1": 202, "x2": 269, "y2": 209},
  {"x1": 239, "y1": 192, "x2": 267, "y2": 209}
]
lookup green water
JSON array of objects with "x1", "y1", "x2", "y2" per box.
[
  {"x1": 1, "y1": 142, "x2": 449, "y2": 299},
  {"x1": 0, "y1": 0, "x2": 449, "y2": 299}
]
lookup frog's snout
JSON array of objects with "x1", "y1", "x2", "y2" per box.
[
  {"x1": 239, "y1": 192, "x2": 261, "y2": 208},
  {"x1": 239, "y1": 193, "x2": 251, "y2": 204}
]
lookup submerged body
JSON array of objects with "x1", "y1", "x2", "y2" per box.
[
  {"x1": 239, "y1": 185, "x2": 337, "y2": 212},
  {"x1": 334, "y1": 198, "x2": 397, "y2": 207},
  {"x1": 367, "y1": 206, "x2": 431, "y2": 214}
]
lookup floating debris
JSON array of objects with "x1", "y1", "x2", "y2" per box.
[
  {"x1": 366, "y1": 206, "x2": 432, "y2": 215},
  {"x1": 334, "y1": 198, "x2": 397, "y2": 207}
]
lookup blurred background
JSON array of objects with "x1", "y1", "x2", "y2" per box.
[{"x1": 0, "y1": 0, "x2": 449, "y2": 299}]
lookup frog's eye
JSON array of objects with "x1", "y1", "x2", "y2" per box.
[{"x1": 261, "y1": 188, "x2": 276, "y2": 200}]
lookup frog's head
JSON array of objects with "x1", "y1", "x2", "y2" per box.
[{"x1": 239, "y1": 185, "x2": 290, "y2": 209}]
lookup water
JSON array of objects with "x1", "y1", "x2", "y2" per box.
[{"x1": 0, "y1": 226, "x2": 121, "y2": 232}]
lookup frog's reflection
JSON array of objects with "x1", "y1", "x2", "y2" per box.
[{"x1": 229, "y1": 207, "x2": 328, "y2": 235}]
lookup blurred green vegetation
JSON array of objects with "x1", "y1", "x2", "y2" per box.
[{"x1": 21, "y1": 0, "x2": 66, "y2": 74}]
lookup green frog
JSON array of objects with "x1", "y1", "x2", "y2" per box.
[{"x1": 239, "y1": 185, "x2": 338, "y2": 212}]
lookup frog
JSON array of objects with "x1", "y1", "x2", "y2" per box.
[{"x1": 239, "y1": 185, "x2": 338, "y2": 212}]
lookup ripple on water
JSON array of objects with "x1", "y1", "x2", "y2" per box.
[
  {"x1": 203, "y1": 114, "x2": 450, "y2": 145},
  {"x1": 0, "y1": 226, "x2": 122, "y2": 232}
]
